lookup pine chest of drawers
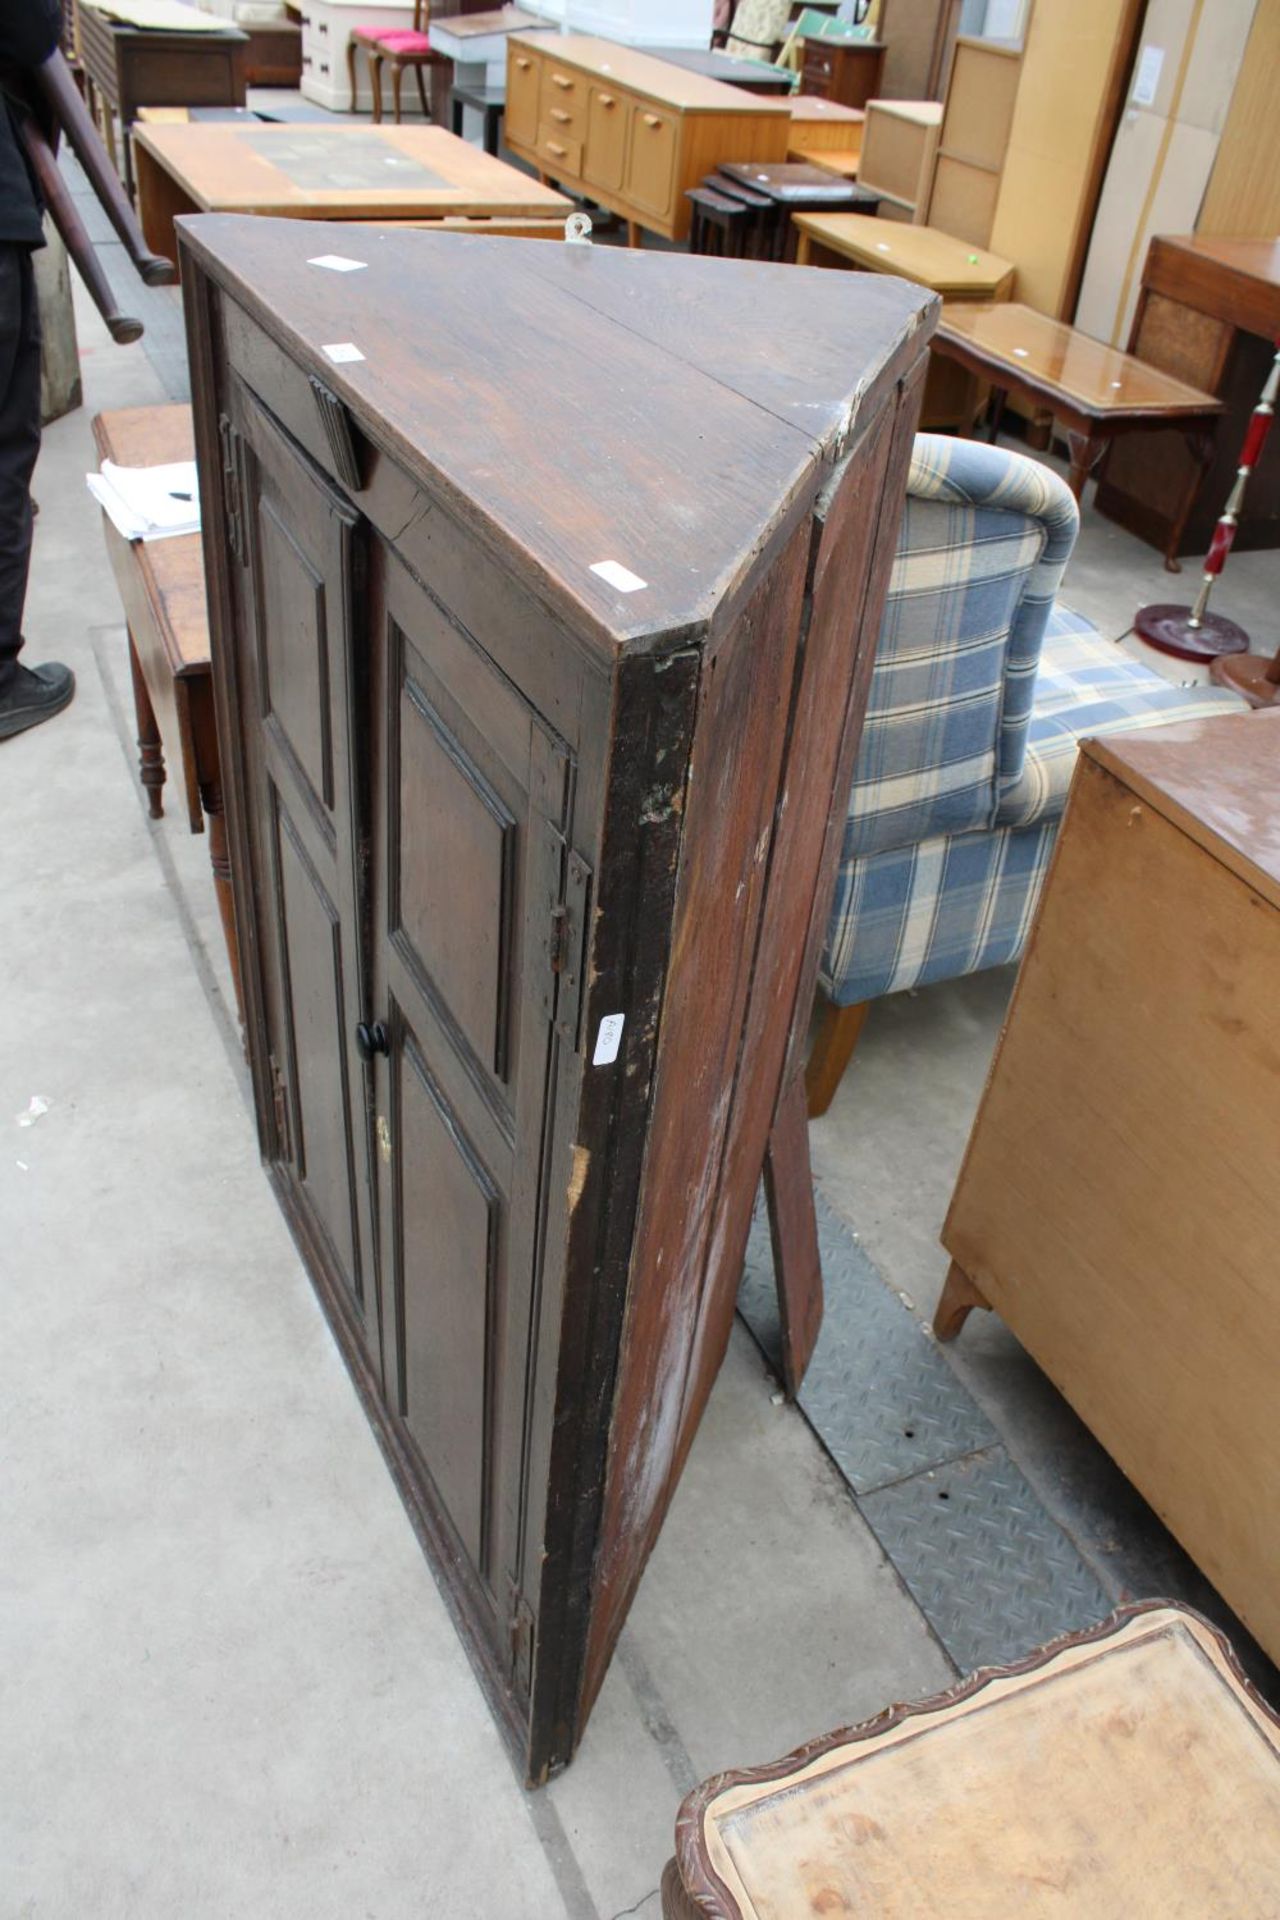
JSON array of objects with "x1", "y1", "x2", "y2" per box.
[{"x1": 504, "y1": 33, "x2": 791, "y2": 243}]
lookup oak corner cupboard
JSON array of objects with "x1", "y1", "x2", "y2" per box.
[{"x1": 179, "y1": 213, "x2": 932, "y2": 1780}]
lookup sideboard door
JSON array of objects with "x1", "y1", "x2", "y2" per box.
[
  {"x1": 227, "y1": 388, "x2": 379, "y2": 1364},
  {"x1": 364, "y1": 545, "x2": 580, "y2": 1684}
]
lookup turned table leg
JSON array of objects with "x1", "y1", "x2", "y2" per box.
[
  {"x1": 1064, "y1": 430, "x2": 1107, "y2": 502},
  {"x1": 127, "y1": 630, "x2": 165, "y2": 818},
  {"x1": 933, "y1": 1260, "x2": 991, "y2": 1342}
]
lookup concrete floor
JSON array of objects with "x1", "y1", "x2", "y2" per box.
[{"x1": 5, "y1": 183, "x2": 1278, "y2": 1914}]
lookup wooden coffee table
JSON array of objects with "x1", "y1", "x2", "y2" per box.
[
  {"x1": 663, "y1": 1605, "x2": 1280, "y2": 1918},
  {"x1": 132, "y1": 120, "x2": 572, "y2": 264},
  {"x1": 933, "y1": 301, "x2": 1224, "y2": 549}
]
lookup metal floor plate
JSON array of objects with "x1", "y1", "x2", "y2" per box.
[
  {"x1": 739, "y1": 1191, "x2": 1114, "y2": 1677},
  {"x1": 738, "y1": 1195, "x2": 997, "y2": 1494}
]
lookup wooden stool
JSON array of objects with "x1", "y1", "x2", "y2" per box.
[
  {"x1": 91, "y1": 405, "x2": 243, "y2": 1026},
  {"x1": 662, "y1": 1604, "x2": 1280, "y2": 1917},
  {"x1": 685, "y1": 184, "x2": 756, "y2": 259}
]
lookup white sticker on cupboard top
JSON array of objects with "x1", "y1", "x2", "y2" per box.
[
  {"x1": 590, "y1": 560, "x2": 647, "y2": 593},
  {"x1": 322, "y1": 341, "x2": 365, "y2": 364},
  {"x1": 593, "y1": 1013, "x2": 625, "y2": 1066}
]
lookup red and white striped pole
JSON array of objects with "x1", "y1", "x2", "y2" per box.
[{"x1": 1135, "y1": 336, "x2": 1280, "y2": 666}]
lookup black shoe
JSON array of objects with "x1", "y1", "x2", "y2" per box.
[{"x1": 0, "y1": 662, "x2": 76, "y2": 740}]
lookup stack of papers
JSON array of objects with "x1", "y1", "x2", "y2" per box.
[{"x1": 87, "y1": 460, "x2": 202, "y2": 543}]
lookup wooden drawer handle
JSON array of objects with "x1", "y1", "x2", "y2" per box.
[
  {"x1": 598, "y1": 93, "x2": 615, "y2": 107},
  {"x1": 551, "y1": 73, "x2": 574, "y2": 89},
  {"x1": 550, "y1": 106, "x2": 572, "y2": 123},
  {"x1": 515, "y1": 55, "x2": 531, "y2": 69},
  {"x1": 546, "y1": 140, "x2": 568, "y2": 157},
  {"x1": 642, "y1": 113, "x2": 663, "y2": 128}
]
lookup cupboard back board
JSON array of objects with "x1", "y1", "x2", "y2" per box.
[{"x1": 180, "y1": 217, "x2": 932, "y2": 1778}]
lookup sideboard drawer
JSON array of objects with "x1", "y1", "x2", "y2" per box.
[{"x1": 537, "y1": 125, "x2": 583, "y2": 179}]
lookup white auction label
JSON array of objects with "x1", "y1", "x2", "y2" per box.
[
  {"x1": 308, "y1": 254, "x2": 368, "y2": 273},
  {"x1": 590, "y1": 559, "x2": 648, "y2": 594},
  {"x1": 593, "y1": 1013, "x2": 625, "y2": 1066},
  {"x1": 322, "y1": 341, "x2": 366, "y2": 364}
]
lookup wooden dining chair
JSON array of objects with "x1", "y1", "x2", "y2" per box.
[{"x1": 347, "y1": 0, "x2": 445, "y2": 125}]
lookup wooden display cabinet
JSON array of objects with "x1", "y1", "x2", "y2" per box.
[
  {"x1": 180, "y1": 213, "x2": 932, "y2": 1779},
  {"x1": 504, "y1": 34, "x2": 791, "y2": 244}
]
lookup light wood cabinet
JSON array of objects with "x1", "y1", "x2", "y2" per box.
[
  {"x1": 181, "y1": 214, "x2": 931, "y2": 1780},
  {"x1": 856, "y1": 99, "x2": 942, "y2": 224},
  {"x1": 505, "y1": 33, "x2": 791, "y2": 242},
  {"x1": 942, "y1": 712, "x2": 1280, "y2": 1669}
]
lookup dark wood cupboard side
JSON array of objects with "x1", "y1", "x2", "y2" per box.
[{"x1": 579, "y1": 353, "x2": 929, "y2": 1726}]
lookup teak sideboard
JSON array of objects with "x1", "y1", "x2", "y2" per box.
[
  {"x1": 503, "y1": 34, "x2": 791, "y2": 244},
  {"x1": 180, "y1": 216, "x2": 933, "y2": 1779}
]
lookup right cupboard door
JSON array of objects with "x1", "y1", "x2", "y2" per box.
[{"x1": 366, "y1": 543, "x2": 582, "y2": 1690}]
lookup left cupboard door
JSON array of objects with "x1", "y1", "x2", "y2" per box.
[{"x1": 221, "y1": 384, "x2": 380, "y2": 1374}]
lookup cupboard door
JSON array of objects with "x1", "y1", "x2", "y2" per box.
[
  {"x1": 505, "y1": 45, "x2": 540, "y2": 147},
  {"x1": 226, "y1": 386, "x2": 378, "y2": 1362},
  {"x1": 367, "y1": 543, "x2": 582, "y2": 1667},
  {"x1": 626, "y1": 106, "x2": 677, "y2": 217},
  {"x1": 584, "y1": 84, "x2": 628, "y2": 193}
]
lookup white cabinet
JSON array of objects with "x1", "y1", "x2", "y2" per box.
[{"x1": 297, "y1": 0, "x2": 418, "y2": 111}]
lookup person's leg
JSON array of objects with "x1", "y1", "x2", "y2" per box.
[{"x1": 0, "y1": 241, "x2": 73, "y2": 738}]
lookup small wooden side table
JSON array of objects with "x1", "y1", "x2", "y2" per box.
[
  {"x1": 932, "y1": 300, "x2": 1224, "y2": 548},
  {"x1": 91, "y1": 404, "x2": 242, "y2": 1024},
  {"x1": 800, "y1": 35, "x2": 885, "y2": 110},
  {"x1": 663, "y1": 1604, "x2": 1280, "y2": 1917},
  {"x1": 76, "y1": 0, "x2": 247, "y2": 200}
]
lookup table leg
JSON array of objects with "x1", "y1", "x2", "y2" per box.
[
  {"x1": 627, "y1": 221, "x2": 643, "y2": 249},
  {"x1": 795, "y1": 227, "x2": 812, "y2": 267},
  {"x1": 451, "y1": 93, "x2": 463, "y2": 137},
  {"x1": 762, "y1": 1071, "x2": 824, "y2": 1398},
  {"x1": 1065, "y1": 429, "x2": 1107, "y2": 502},
  {"x1": 1165, "y1": 426, "x2": 1217, "y2": 574},
  {"x1": 200, "y1": 773, "x2": 245, "y2": 1031},
  {"x1": 485, "y1": 105, "x2": 500, "y2": 157},
  {"x1": 987, "y1": 385, "x2": 1008, "y2": 446},
  {"x1": 346, "y1": 35, "x2": 360, "y2": 114},
  {"x1": 127, "y1": 629, "x2": 165, "y2": 819}
]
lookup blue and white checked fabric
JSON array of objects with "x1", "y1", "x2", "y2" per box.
[{"x1": 821, "y1": 437, "x2": 1245, "y2": 1008}]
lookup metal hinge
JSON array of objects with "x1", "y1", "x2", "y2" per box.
[
  {"x1": 269, "y1": 1056, "x2": 291, "y2": 1161},
  {"x1": 510, "y1": 1595, "x2": 535, "y2": 1698},
  {"x1": 550, "y1": 845, "x2": 591, "y2": 1055},
  {"x1": 218, "y1": 413, "x2": 247, "y2": 565}
]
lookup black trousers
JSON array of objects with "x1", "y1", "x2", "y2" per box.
[{"x1": 0, "y1": 242, "x2": 41, "y2": 696}]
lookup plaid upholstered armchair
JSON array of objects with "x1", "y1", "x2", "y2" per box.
[{"x1": 806, "y1": 434, "x2": 1244, "y2": 1116}]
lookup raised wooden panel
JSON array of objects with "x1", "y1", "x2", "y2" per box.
[
  {"x1": 395, "y1": 656, "x2": 518, "y2": 1083},
  {"x1": 395, "y1": 1025, "x2": 497, "y2": 1573},
  {"x1": 255, "y1": 494, "x2": 333, "y2": 819},
  {"x1": 584, "y1": 85, "x2": 628, "y2": 192},
  {"x1": 273, "y1": 796, "x2": 362, "y2": 1302},
  {"x1": 627, "y1": 107, "x2": 677, "y2": 216},
  {"x1": 928, "y1": 154, "x2": 999, "y2": 247},
  {"x1": 505, "y1": 44, "x2": 540, "y2": 146}
]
